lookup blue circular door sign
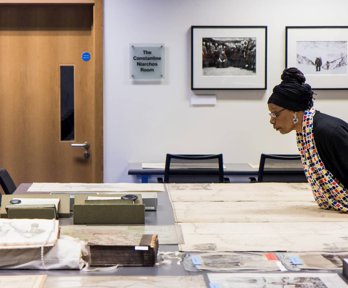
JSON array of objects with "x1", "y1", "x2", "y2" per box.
[{"x1": 82, "y1": 52, "x2": 91, "y2": 62}]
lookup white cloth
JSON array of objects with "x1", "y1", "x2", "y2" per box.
[{"x1": 0, "y1": 235, "x2": 87, "y2": 270}]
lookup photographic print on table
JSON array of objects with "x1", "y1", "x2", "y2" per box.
[
  {"x1": 286, "y1": 26, "x2": 348, "y2": 90},
  {"x1": 191, "y1": 26, "x2": 267, "y2": 90}
]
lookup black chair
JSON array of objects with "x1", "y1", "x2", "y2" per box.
[
  {"x1": 163, "y1": 154, "x2": 225, "y2": 183},
  {"x1": 257, "y1": 154, "x2": 307, "y2": 182},
  {"x1": 0, "y1": 168, "x2": 17, "y2": 195}
]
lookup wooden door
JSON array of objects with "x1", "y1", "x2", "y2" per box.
[{"x1": 0, "y1": 1, "x2": 103, "y2": 184}]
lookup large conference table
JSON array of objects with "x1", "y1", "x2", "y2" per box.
[{"x1": 1, "y1": 182, "x2": 347, "y2": 287}]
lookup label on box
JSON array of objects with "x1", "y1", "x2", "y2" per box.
[{"x1": 135, "y1": 246, "x2": 149, "y2": 251}]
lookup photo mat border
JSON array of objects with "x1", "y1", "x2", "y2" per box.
[
  {"x1": 286, "y1": 26, "x2": 348, "y2": 90},
  {"x1": 191, "y1": 25, "x2": 267, "y2": 90}
]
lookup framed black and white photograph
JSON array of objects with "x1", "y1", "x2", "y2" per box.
[
  {"x1": 286, "y1": 26, "x2": 348, "y2": 89},
  {"x1": 191, "y1": 26, "x2": 267, "y2": 90}
]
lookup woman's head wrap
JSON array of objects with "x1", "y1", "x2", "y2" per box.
[{"x1": 268, "y1": 67, "x2": 314, "y2": 111}]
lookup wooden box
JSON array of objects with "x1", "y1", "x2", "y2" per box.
[{"x1": 89, "y1": 234, "x2": 158, "y2": 267}]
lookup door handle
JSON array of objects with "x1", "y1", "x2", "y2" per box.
[{"x1": 71, "y1": 141, "x2": 90, "y2": 159}]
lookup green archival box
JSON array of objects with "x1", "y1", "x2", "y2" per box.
[
  {"x1": 6, "y1": 205, "x2": 57, "y2": 219},
  {"x1": 0, "y1": 194, "x2": 70, "y2": 219},
  {"x1": 73, "y1": 194, "x2": 145, "y2": 224}
]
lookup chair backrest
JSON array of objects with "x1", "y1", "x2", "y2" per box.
[
  {"x1": 257, "y1": 154, "x2": 307, "y2": 182},
  {"x1": 0, "y1": 168, "x2": 17, "y2": 194},
  {"x1": 164, "y1": 154, "x2": 224, "y2": 183}
]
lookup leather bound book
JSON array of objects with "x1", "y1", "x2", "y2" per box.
[{"x1": 88, "y1": 234, "x2": 158, "y2": 267}]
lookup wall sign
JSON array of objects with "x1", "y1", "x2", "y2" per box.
[{"x1": 130, "y1": 44, "x2": 164, "y2": 80}]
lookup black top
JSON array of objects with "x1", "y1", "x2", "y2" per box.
[{"x1": 313, "y1": 111, "x2": 348, "y2": 188}]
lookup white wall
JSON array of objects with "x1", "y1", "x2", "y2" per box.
[{"x1": 104, "y1": 0, "x2": 348, "y2": 182}]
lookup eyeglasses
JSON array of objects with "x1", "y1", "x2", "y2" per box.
[{"x1": 269, "y1": 108, "x2": 286, "y2": 119}]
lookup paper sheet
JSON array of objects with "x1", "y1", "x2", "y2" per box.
[
  {"x1": 167, "y1": 182, "x2": 313, "y2": 202},
  {"x1": 142, "y1": 163, "x2": 226, "y2": 169},
  {"x1": 28, "y1": 183, "x2": 164, "y2": 193},
  {"x1": 169, "y1": 183, "x2": 348, "y2": 254},
  {"x1": 45, "y1": 275, "x2": 206, "y2": 288},
  {"x1": 0, "y1": 219, "x2": 59, "y2": 249},
  {"x1": 172, "y1": 201, "x2": 346, "y2": 223},
  {"x1": 207, "y1": 272, "x2": 348, "y2": 288},
  {"x1": 142, "y1": 162, "x2": 165, "y2": 169},
  {"x1": 178, "y1": 222, "x2": 348, "y2": 252},
  {"x1": 0, "y1": 275, "x2": 46, "y2": 288},
  {"x1": 61, "y1": 224, "x2": 182, "y2": 245},
  {"x1": 278, "y1": 252, "x2": 346, "y2": 271},
  {"x1": 183, "y1": 252, "x2": 281, "y2": 272}
]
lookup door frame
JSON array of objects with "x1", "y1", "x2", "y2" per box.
[{"x1": 92, "y1": 0, "x2": 104, "y2": 182}]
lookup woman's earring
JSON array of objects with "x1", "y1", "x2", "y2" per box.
[{"x1": 293, "y1": 113, "x2": 299, "y2": 124}]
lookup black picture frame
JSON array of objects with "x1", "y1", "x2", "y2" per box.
[
  {"x1": 191, "y1": 25, "x2": 267, "y2": 90},
  {"x1": 286, "y1": 26, "x2": 348, "y2": 90}
]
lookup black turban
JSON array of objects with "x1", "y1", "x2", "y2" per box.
[{"x1": 268, "y1": 68, "x2": 314, "y2": 111}]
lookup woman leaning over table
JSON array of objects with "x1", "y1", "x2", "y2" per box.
[{"x1": 267, "y1": 67, "x2": 348, "y2": 213}]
